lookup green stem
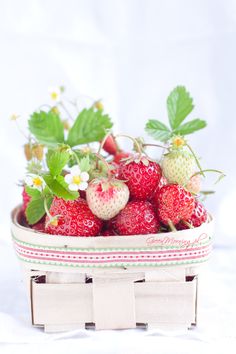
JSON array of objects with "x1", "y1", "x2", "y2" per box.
[
  {"x1": 168, "y1": 220, "x2": 177, "y2": 232},
  {"x1": 182, "y1": 220, "x2": 194, "y2": 229},
  {"x1": 43, "y1": 197, "x2": 52, "y2": 219},
  {"x1": 186, "y1": 143, "x2": 205, "y2": 177},
  {"x1": 94, "y1": 152, "x2": 112, "y2": 179},
  {"x1": 14, "y1": 120, "x2": 29, "y2": 140},
  {"x1": 71, "y1": 150, "x2": 80, "y2": 165},
  {"x1": 98, "y1": 131, "x2": 114, "y2": 156}
]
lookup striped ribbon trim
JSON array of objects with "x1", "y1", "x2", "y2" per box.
[{"x1": 13, "y1": 237, "x2": 212, "y2": 268}]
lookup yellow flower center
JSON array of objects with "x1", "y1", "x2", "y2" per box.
[
  {"x1": 51, "y1": 106, "x2": 60, "y2": 114},
  {"x1": 51, "y1": 92, "x2": 59, "y2": 100},
  {"x1": 94, "y1": 101, "x2": 104, "y2": 111},
  {"x1": 172, "y1": 136, "x2": 185, "y2": 148},
  {"x1": 33, "y1": 177, "x2": 43, "y2": 187},
  {"x1": 73, "y1": 176, "x2": 81, "y2": 185},
  {"x1": 10, "y1": 114, "x2": 19, "y2": 121}
]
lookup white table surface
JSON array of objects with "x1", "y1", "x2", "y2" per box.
[{"x1": 0, "y1": 225, "x2": 236, "y2": 354}]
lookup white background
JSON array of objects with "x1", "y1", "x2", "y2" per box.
[{"x1": 0, "y1": 0, "x2": 236, "y2": 353}]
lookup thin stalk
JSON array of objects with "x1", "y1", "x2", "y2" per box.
[
  {"x1": 14, "y1": 120, "x2": 29, "y2": 140},
  {"x1": 98, "y1": 131, "x2": 114, "y2": 156},
  {"x1": 182, "y1": 220, "x2": 194, "y2": 229},
  {"x1": 115, "y1": 134, "x2": 142, "y2": 158},
  {"x1": 59, "y1": 101, "x2": 74, "y2": 121},
  {"x1": 191, "y1": 169, "x2": 226, "y2": 184},
  {"x1": 143, "y1": 143, "x2": 169, "y2": 150},
  {"x1": 94, "y1": 152, "x2": 112, "y2": 179},
  {"x1": 186, "y1": 143, "x2": 205, "y2": 177},
  {"x1": 168, "y1": 220, "x2": 177, "y2": 232}
]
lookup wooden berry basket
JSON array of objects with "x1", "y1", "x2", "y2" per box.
[{"x1": 11, "y1": 206, "x2": 213, "y2": 332}]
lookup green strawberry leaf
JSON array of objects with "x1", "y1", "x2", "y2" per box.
[
  {"x1": 25, "y1": 186, "x2": 41, "y2": 199},
  {"x1": 145, "y1": 119, "x2": 172, "y2": 142},
  {"x1": 78, "y1": 155, "x2": 91, "y2": 172},
  {"x1": 66, "y1": 108, "x2": 113, "y2": 147},
  {"x1": 46, "y1": 150, "x2": 70, "y2": 177},
  {"x1": 43, "y1": 174, "x2": 79, "y2": 200},
  {"x1": 167, "y1": 86, "x2": 194, "y2": 129},
  {"x1": 28, "y1": 110, "x2": 65, "y2": 146},
  {"x1": 26, "y1": 196, "x2": 53, "y2": 225},
  {"x1": 173, "y1": 119, "x2": 207, "y2": 136}
]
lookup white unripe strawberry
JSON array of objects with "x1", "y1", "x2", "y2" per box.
[
  {"x1": 86, "y1": 177, "x2": 130, "y2": 220},
  {"x1": 162, "y1": 150, "x2": 195, "y2": 186}
]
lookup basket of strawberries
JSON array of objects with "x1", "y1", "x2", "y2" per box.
[{"x1": 11, "y1": 86, "x2": 223, "y2": 332}]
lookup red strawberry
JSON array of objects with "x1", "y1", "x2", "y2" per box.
[
  {"x1": 22, "y1": 187, "x2": 31, "y2": 213},
  {"x1": 113, "y1": 151, "x2": 131, "y2": 164},
  {"x1": 177, "y1": 200, "x2": 207, "y2": 229},
  {"x1": 102, "y1": 134, "x2": 118, "y2": 155},
  {"x1": 151, "y1": 176, "x2": 168, "y2": 204},
  {"x1": 156, "y1": 184, "x2": 195, "y2": 226},
  {"x1": 118, "y1": 158, "x2": 162, "y2": 200},
  {"x1": 114, "y1": 201, "x2": 160, "y2": 235},
  {"x1": 45, "y1": 198, "x2": 102, "y2": 236}
]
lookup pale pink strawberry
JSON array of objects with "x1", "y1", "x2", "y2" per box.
[
  {"x1": 185, "y1": 174, "x2": 201, "y2": 194},
  {"x1": 86, "y1": 177, "x2": 129, "y2": 220},
  {"x1": 118, "y1": 158, "x2": 162, "y2": 200},
  {"x1": 155, "y1": 184, "x2": 195, "y2": 225}
]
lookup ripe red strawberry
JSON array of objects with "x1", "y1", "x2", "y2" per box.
[
  {"x1": 102, "y1": 134, "x2": 118, "y2": 155},
  {"x1": 114, "y1": 201, "x2": 160, "y2": 235},
  {"x1": 118, "y1": 158, "x2": 162, "y2": 200},
  {"x1": 156, "y1": 184, "x2": 195, "y2": 226},
  {"x1": 151, "y1": 176, "x2": 168, "y2": 204},
  {"x1": 177, "y1": 200, "x2": 207, "y2": 229},
  {"x1": 22, "y1": 187, "x2": 31, "y2": 213},
  {"x1": 113, "y1": 151, "x2": 131, "y2": 164},
  {"x1": 86, "y1": 177, "x2": 129, "y2": 220},
  {"x1": 45, "y1": 198, "x2": 102, "y2": 236}
]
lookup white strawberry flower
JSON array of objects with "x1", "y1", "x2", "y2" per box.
[
  {"x1": 25, "y1": 174, "x2": 45, "y2": 191},
  {"x1": 64, "y1": 165, "x2": 89, "y2": 191},
  {"x1": 48, "y1": 86, "x2": 61, "y2": 102}
]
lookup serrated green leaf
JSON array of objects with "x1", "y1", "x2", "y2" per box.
[
  {"x1": 26, "y1": 196, "x2": 53, "y2": 225},
  {"x1": 25, "y1": 186, "x2": 41, "y2": 199},
  {"x1": 66, "y1": 108, "x2": 113, "y2": 147},
  {"x1": 46, "y1": 150, "x2": 70, "y2": 177},
  {"x1": 28, "y1": 111, "x2": 65, "y2": 146},
  {"x1": 79, "y1": 155, "x2": 91, "y2": 172},
  {"x1": 43, "y1": 174, "x2": 79, "y2": 200},
  {"x1": 167, "y1": 86, "x2": 194, "y2": 129},
  {"x1": 145, "y1": 120, "x2": 171, "y2": 142},
  {"x1": 173, "y1": 119, "x2": 207, "y2": 136}
]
